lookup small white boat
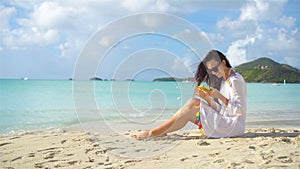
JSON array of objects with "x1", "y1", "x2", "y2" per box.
[
  {"x1": 22, "y1": 77, "x2": 29, "y2": 80},
  {"x1": 272, "y1": 80, "x2": 286, "y2": 86}
]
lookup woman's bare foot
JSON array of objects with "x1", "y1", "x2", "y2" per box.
[
  {"x1": 131, "y1": 130, "x2": 167, "y2": 140},
  {"x1": 131, "y1": 130, "x2": 151, "y2": 140}
]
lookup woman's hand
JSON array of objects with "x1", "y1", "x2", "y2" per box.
[
  {"x1": 210, "y1": 87, "x2": 229, "y2": 105},
  {"x1": 194, "y1": 86, "x2": 208, "y2": 99},
  {"x1": 209, "y1": 87, "x2": 221, "y2": 99}
]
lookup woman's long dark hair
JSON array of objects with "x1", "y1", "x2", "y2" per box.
[{"x1": 195, "y1": 50, "x2": 232, "y2": 90}]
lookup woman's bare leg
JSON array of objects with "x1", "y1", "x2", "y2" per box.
[{"x1": 132, "y1": 98, "x2": 199, "y2": 139}]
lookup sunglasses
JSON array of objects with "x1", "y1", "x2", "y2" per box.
[{"x1": 207, "y1": 62, "x2": 221, "y2": 74}]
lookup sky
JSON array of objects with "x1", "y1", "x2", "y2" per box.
[{"x1": 0, "y1": 0, "x2": 299, "y2": 80}]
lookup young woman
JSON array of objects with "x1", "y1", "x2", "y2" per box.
[{"x1": 132, "y1": 50, "x2": 247, "y2": 139}]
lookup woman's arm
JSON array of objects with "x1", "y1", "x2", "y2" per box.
[
  {"x1": 210, "y1": 87, "x2": 229, "y2": 106},
  {"x1": 210, "y1": 80, "x2": 247, "y2": 116},
  {"x1": 194, "y1": 87, "x2": 220, "y2": 111}
]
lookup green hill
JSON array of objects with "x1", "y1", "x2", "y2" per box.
[{"x1": 235, "y1": 57, "x2": 300, "y2": 83}]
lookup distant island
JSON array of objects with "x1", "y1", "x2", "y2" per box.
[
  {"x1": 153, "y1": 57, "x2": 300, "y2": 83},
  {"x1": 89, "y1": 77, "x2": 103, "y2": 81},
  {"x1": 153, "y1": 77, "x2": 194, "y2": 82},
  {"x1": 88, "y1": 77, "x2": 134, "y2": 81},
  {"x1": 235, "y1": 57, "x2": 300, "y2": 83}
]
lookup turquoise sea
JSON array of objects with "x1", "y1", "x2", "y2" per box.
[{"x1": 0, "y1": 79, "x2": 299, "y2": 135}]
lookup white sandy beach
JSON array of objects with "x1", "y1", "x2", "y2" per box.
[{"x1": 0, "y1": 128, "x2": 299, "y2": 169}]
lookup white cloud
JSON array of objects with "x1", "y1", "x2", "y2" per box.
[
  {"x1": 1, "y1": 0, "x2": 245, "y2": 52},
  {"x1": 4, "y1": 0, "x2": 42, "y2": 9},
  {"x1": 43, "y1": 29, "x2": 60, "y2": 44},
  {"x1": 120, "y1": 0, "x2": 200, "y2": 14},
  {"x1": 252, "y1": 27, "x2": 300, "y2": 67},
  {"x1": 141, "y1": 14, "x2": 170, "y2": 28},
  {"x1": 2, "y1": 0, "x2": 206, "y2": 53},
  {"x1": 3, "y1": 28, "x2": 60, "y2": 49},
  {"x1": 217, "y1": 0, "x2": 287, "y2": 37},
  {"x1": 215, "y1": 0, "x2": 299, "y2": 68},
  {"x1": 239, "y1": 0, "x2": 287, "y2": 21},
  {"x1": 29, "y1": 1, "x2": 76, "y2": 29},
  {"x1": 99, "y1": 36, "x2": 115, "y2": 47},
  {"x1": 240, "y1": 0, "x2": 268, "y2": 21},
  {"x1": 171, "y1": 57, "x2": 189, "y2": 75},
  {"x1": 0, "y1": 5, "x2": 16, "y2": 30},
  {"x1": 217, "y1": 17, "x2": 258, "y2": 39},
  {"x1": 58, "y1": 42, "x2": 70, "y2": 57},
  {"x1": 228, "y1": 26, "x2": 300, "y2": 68},
  {"x1": 226, "y1": 36, "x2": 256, "y2": 66},
  {"x1": 206, "y1": 33, "x2": 224, "y2": 44},
  {"x1": 276, "y1": 16, "x2": 296, "y2": 28},
  {"x1": 265, "y1": 28, "x2": 298, "y2": 51},
  {"x1": 173, "y1": 29, "x2": 192, "y2": 40},
  {"x1": 121, "y1": 0, "x2": 159, "y2": 12}
]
